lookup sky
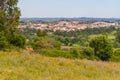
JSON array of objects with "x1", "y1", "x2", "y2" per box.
[{"x1": 18, "y1": 0, "x2": 120, "y2": 18}]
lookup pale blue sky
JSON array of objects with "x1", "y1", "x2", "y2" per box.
[{"x1": 18, "y1": 0, "x2": 120, "y2": 18}]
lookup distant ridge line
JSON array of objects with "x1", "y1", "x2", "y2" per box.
[{"x1": 20, "y1": 17, "x2": 120, "y2": 22}]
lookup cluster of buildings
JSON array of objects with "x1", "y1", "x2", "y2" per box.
[{"x1": 18, "y1": 21, "x2": 119, "y2": 31}]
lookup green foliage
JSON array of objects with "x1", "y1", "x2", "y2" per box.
[
  {"x1": 70, "y1": 46, "x2": 95, "y2": 60},
  {"x1": 70, "y1": 48, "x2": 80, "y2": 58},
  {"x1": 70, "y1": 44, "x2": 81, "y2": 58},
  {"x1": 37, "y1": 29, "x2": 47, "y2": 37},
  {"x1": 116, "y1": 29, "x2": 120, "y2": 43},
  {"x1": 54, "y1": 27, "x2": 116, "y2": 37},
  {"x1": 63, "y1": 37, "x2": 70, "y2": 46},
  {"x1": 0, "y1": 32, "x2": 9, "y2": 50},
  {"x1": 0, "y1": 10, "x2": 7, "y2": 31},
  {"x1": 32, "y1": 37, "x2": 61, "y2": 52},
  {"x1": 41, "y1": 49, "x2": 73, "y2": 58},
  {"x1": 0, "y1": 0, "x2": 25, "y2": 49},
  {"x1": 10, "y1": 34, "x2": 26, "y2": 48},
  {"x1": 89, "y1": 35, "x2": 113, "y2": 61},
  {"x1": 110, "y1": 48, "x2": 120, "y2": 62},
  {"x1": 81, "y1": 47, "x2": 95, "y2": 60},
  {"x1": 20, "y1": 27, "x2": 36, "y2": 42},
  {"x1": 0, "y1": 0, "x2": 20, "y2": 31},
  {"x1": 39, "y1": 45, "x2": 96, "y2": 60},
  {"x1": 52, "y1": 27, "x2": 116, "y2": 46},
  {"x1": 113, "y1": 42, "x2": 120, "y2": 48}
]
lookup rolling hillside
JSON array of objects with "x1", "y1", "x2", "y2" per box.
[{"x1": 0, "y1": 51, "x2": 120, "y2": 80}]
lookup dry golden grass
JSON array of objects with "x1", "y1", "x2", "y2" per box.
[{"x1": 0, "y1": 50, "x2": 120, "y2": 80}]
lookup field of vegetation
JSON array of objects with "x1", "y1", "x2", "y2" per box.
[
  {"x1": 0, "y1": 50, "x2": 120, "y2": 80},
  {"x1": 0, "y1": 1, "x2": 120, "y2": 80}
]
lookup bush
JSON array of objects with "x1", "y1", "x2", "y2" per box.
[
  {"x1": 10, "y1": 34, "x2": 26, "y2": 48},
  {"x1": 70, "y1": 48, "x2": 81, "y2": 58},
  {"x1": 70, "y1": 46, "x2": 96, "y2": 60},
  {"x1": 0, "y1": 40, "x2": 9, "y2": 50},
  {"x1": 110, "y1": 48, "x2": 120, "y2": 62},
  {"x1": 0, "y1": 32, "x2": 9, "y2": 50},
  {"x1": 81, "y1": 47, "x2": 95, "y2": 60},
  {"x1": 70, "y1": 45, "x2": 81, "y2": 58},
  {"x1": 113, "y1": 42, "x2": 120, "y2": 48},
  {"x1": 38, "y1": 45, "x2": 98, "y2": 60},
  {"x1": 41, "y1": 47, "x2": 97, "y2": 60},
  {"x1": 37, "y1": 29, "x2": 47, "y2": 37},
  {"x1": 70, "y1": 45, "x2": 97, "y2": 60},
  {"x1": 41, "y1": 49, "x2": 73, "y2": 58},
  {"x1": 89, "y1": 35, "x2": 113, "y2": 61},
  {"x1": 32, "y1": 37, "x2": 61, "y2": 52}
]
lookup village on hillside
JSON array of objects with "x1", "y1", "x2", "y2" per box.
[{"x1": 18, "y1": 20, "x2": 119, "y2": 31}]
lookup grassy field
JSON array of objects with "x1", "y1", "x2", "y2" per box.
[{"x1": 0, "y1": 50, "x2": 120, "y2": 80}]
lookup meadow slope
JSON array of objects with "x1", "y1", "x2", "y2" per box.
[{"x1": 0, "y1": 51, "x2": 120, "y2": 80}]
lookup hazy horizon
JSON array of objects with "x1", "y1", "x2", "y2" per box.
[
  {"x1": 20, "y1": 17, "x2": 120, "y2": 19},
  {"x1": 18, "y1": 0, "x2": 120, "y2": 18}
]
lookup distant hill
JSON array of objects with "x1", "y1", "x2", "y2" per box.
[{"x1": 20, "y1": 17, "x2": 120, "y2": 22}]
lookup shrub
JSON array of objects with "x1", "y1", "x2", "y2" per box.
[
  {"x1": 89, "y1": 35, "x2": 113, "y2": 61},
  {"x1": 10, "y1": 34, "x2": 26, "y2": 48},
  {"x1": 70, "y1": 44, "x2": 81, "y2": 58},
  {"x1": 110, "y1": 48, "x2": 120, "y2": 62},
  {"x1": 81, "y1": 47, "x2": 95, "y2": 60},
  {"x1": 113, "y1": 42, "x2": 120, "y2": 48},
  {"x1": 37, "y1": 29, "x2": 47, "y2": 37},
  {"x1": 0, "y1": 40, "x2": 9, "y2": 50},
  {"x1": 32, "y1": 37, "x2": 61, "y2": 52},
  {"x1": 70, "y1": 48, "x2": 81, "y2": 58},
  {"x1": 0, "y1": 32, "x2": 9, "y2": 50},
  {"x1": 70, "y1": 45, "x2": 96, "y2": 60},
  {"x1": 41, "y1": 49, "x2": 73, "y2": 58},
  {"x1": 70, "y1": 46, "x2": 96, "y2": 60}
]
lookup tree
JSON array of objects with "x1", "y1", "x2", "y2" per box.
[
  {"x1": 0, "y1": 10, "x2": 7, "y2": 31},
  {"x1": 37, "y1": 29, "x2": 47, "y2": 37},
  {"x1": 64, "y1": 37, "x2": 70, "y2": 46},
  {"x1": 89, "y1": 35, "x2": 113, "y2": 61},
  {"x1": 0, "y1": 0, "x2": 20, "y2": 31},
  {"x1": 0, "y1": 0, "x2": 26, "y2": 49}
]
